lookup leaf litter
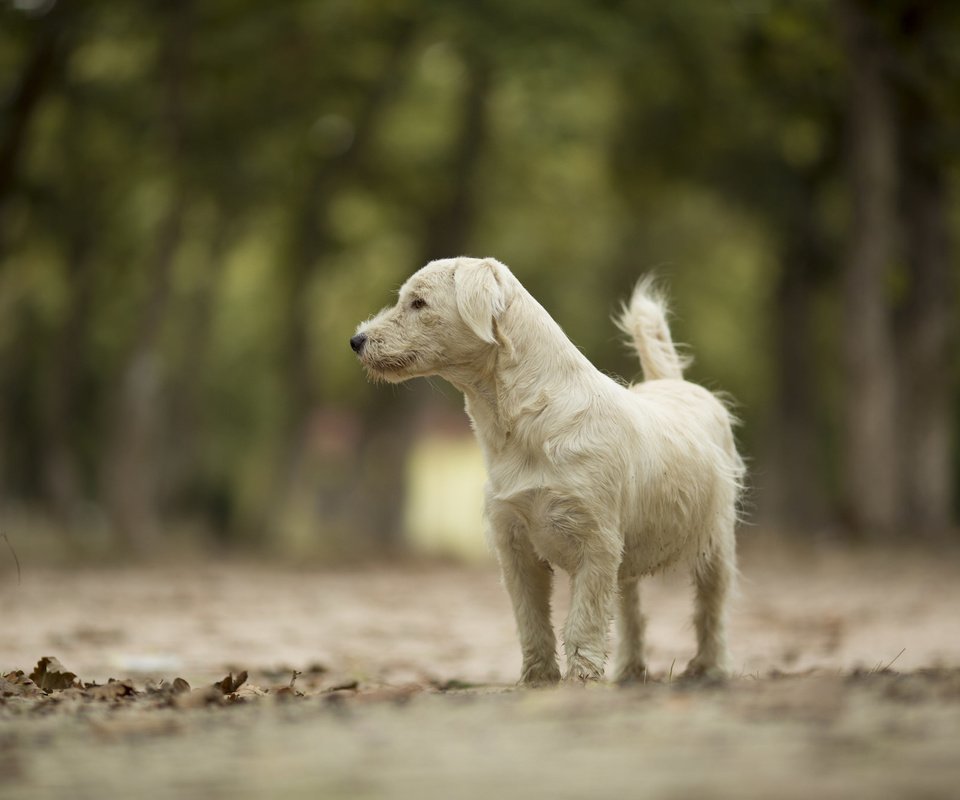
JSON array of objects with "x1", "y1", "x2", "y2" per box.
[
  {"x1": 4, "y1": 654, "x2": 960, "y2": 800},
  {"x1": 0, "y1": 656, "x2": 445, "y2": 721}
]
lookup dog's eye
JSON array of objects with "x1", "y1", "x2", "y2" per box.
[{"x1": 410, "y1": 297, "x2": 427, "y2": 310}]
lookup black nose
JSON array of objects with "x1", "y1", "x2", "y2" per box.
[{"x1": 350, "y1": 333, "x2": 367, "y2": 354}]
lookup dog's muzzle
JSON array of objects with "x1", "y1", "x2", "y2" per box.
[{"x1": 350, "y1": 333, "x2": 367, "y2": 354}]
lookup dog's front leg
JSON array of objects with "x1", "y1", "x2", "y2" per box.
[
  {"x1": 563, "y1": 533, "x2": 620, "y2": 682},
  {"x1": 613, "y1": 574, "x2": 648, "y2": 683},
  {"x1": 491, "y1": 518, "x2": 561, "y2": 686}
]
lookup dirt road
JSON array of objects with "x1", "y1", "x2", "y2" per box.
[{"x1": 2, "y1": 538, "x2": 959, "y2": 798}]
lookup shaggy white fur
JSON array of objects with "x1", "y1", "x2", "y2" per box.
[{"x1": 353, "y1": 257, "x2": 744, "y2": 684}]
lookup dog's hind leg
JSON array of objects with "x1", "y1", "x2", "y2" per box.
[
  {"x1": 563, "y1": 531, "x2": 620, "y2": 682},
  {"x1": 492, "y1": 521, "x2": 561, "y2": 686},
  {"x1": 684, "y1": 530, "x2": 735, "y2": 679},
  {"x1": 613, "y1": 573, "x2": 647, "y2": 683}
]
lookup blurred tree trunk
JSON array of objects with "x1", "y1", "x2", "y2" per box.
[
  {"x1": 103, "y1": 0, "x2": 190, "y2": 552},
  {"x1": 892, "y1": 5, "x2": 956, "y2": 537},
  {"x1": 418, "y1": 48, "x2": 491, "y2": 262},
  {"x1": 767, "y1": 209, "x2": 830, "y2": 530},
  {"x1": 838, "y1": 0, "x2": 901, "y2": 536},
  {"x1": 39, "y1": 86, "x2": 101, "y2": 531},
  {"x1": 163, "y1": 215, "x2": 233, "y2": 534},
  {"x1": 352, "y1": 45, "x2": 493, "y2": 552},
  {"x1": 41, "y1": 225, "x2": 95, "y2": 530},
  {"x1": 0, "y1": 5, "x2": 73, "y2": 493},
  {"x1": 103, "y1": 202, "x2": 183, "y2": 552},
  {"x1": 0, "y1": 4, "x2": 70, "y2": 253},
  {"x1": 275, "y1": 35, "x2": 493, "y2": 555},
  {"x1": 896, "y1": 155, "x2": 954, "y2": 536},
  {"x1": 271, "y1": 20, "x2": 417, "y2": 549}
]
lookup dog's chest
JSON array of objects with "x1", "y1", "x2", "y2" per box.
[
  {"x1": 491, "y1": 486, "x2": 598, "y2": 574},
  {"x1": 525, "y1": 520, "x2": 582, "y2": 574}
]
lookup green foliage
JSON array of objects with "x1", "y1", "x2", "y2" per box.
[{"x1": 0, "y1": 0, "x2": 956, "y2": 547}]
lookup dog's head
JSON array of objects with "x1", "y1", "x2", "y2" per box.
[{"x1": 351, "y1": 257, "x2": 511, "y2": 383}]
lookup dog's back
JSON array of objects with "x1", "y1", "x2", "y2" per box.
[{"x1": 617, "y1": 276, "x2": 743, "y2": 486}]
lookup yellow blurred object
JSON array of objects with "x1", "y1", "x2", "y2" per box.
[{"x1": 404, "y1": 435, "x2": 492, "y2": 561}]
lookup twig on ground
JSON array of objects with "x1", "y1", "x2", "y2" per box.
[
  {"x1": 878, "y1": 648, "x2": 906, "y2": 673},
  {"x1": 3, "y1": 532, "x2": 20, "y2": 586}
]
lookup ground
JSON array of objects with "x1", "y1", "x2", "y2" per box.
[{"x1": 1, "y1": 537, "x2": 959, "y2": 799}]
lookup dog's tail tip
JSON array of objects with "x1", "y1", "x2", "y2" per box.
[{"x1": 617, "y1": 275, "x2": 689, "y2": 381}]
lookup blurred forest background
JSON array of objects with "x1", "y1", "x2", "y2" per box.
[{"x1": 0, "y1": 0, "x2": 957, "y2": 560}]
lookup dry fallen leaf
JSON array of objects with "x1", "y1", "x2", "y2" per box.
[
  {"x1": 174, "y1": 687, "x2": 226, "y2": 709},
  {"x1": 213, "y1": 671, "x2": 247, "y2": 695},
  {"x1": 234, "y1": 684, "x2": 268, "y2": 700},
  {"x1": 0, "y1": 671, "x2": 42, "y2": 699},
  {"x1": 29, "y1": 657, "x2": 79, "y2": 693},
  {"x1": 85, "y1": 680, "x2": 139, "y2": 702},
  {"x1": 143, "y1": 677, "x2": 192, "y2": 699}
]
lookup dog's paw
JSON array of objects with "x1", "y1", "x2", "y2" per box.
[
  {"x1": 564, "y1": 650, "x2": 605, "y2": 683},
  {"x1": 520, "y1": 661, "x2": 561, "y2": 687},
  {"x1": 614, "y1": 661, "x2": 649, "y2": 685}
]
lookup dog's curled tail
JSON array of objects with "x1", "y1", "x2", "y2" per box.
[{"x1": 617, "y1": 275, "x2": 689, "y2": 381}]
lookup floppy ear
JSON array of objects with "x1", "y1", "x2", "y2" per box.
[{"x1": 454, "y1": 260, "x2": 505, "y2": 344}]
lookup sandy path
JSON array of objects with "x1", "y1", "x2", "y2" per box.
[
  {"x1": 2, "y1": 539, "x2": 957, "y2": 684},
  {"x1": 2, "y1": 539, "x2": 959, "y2": 800}
]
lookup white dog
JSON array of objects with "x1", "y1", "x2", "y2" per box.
[{"x1": 352, "y1": 257, "x2": 743, "y2": 684}]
